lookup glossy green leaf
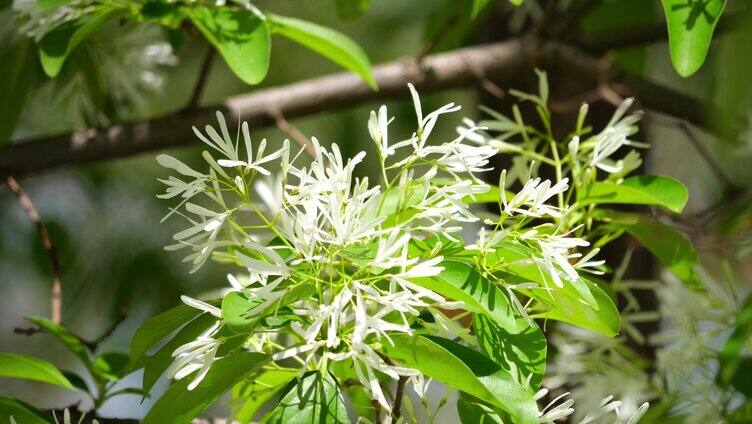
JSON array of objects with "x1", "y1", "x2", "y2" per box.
[
  {"x1": 509, "y1": 0, "x2": 524, "y2": 5},
  {"x1": 620, "y1": 214, "x2": 701, "y2": 289},
  {"x1": 0, "y1": 353, "x2": 73, "y2": 389},
  {"x1": 381, "y1": 335, "x2": 539, "y2": 424},
  {"x1": 130, "y1": 303, "x2": 211, "y2": 369},
  {"x1": 412, "y1": 261, "x2": 546, "y2": 387},
  {"x1": 38, "y1": 6, "x2": 121, "y2": 77},
  {"x1": 457, "y1": 398, "x2": 504, "y2": 424},
  {"x1": 661, "y1": 0, "x2": 727, "y2": 77},
  {"x1": 491, "y1": 243, "x2": 621, "y2": 336},
  {"x1": 0, "y1": 38, "x2": 38, "y2": 143},
  {"x1": 718, "y1": 295, "x2": 752, "y2": 397},
  {"x1": 24, "y1": 317, "x2": 111, "y2": 382},
  {"x1": 266, "y1": 371, "x2": 348, "y2": 424},
  {"x1": 268, "y1": 14, "x2": 376, "y2": 89},
  {"x1": 333, "y1": 0, "x2": 371, "y2": 20},
  {"x1": 222, "y1": 291, "x2": 264, "y2": 334},
  {"x1": 187, "y1": 6, "x2": 271, "y2": 85},
  {"x1": 0, "y1": 397, "x2": 50, "y2": 424},
  {"x1": 142, "y1": 314, "x2": 215, "y2": 395},
  {"x1": 580, "y1": 175, "x2": 689, "y2": 213},
  {"x1": 233, "y1": 368, "x2": 300, "y2": 424},
  {"x1": 142, "y1": 351, "x2": 269, "y2": 424}
]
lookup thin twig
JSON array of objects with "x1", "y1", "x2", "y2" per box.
[
  {"x1": 271, "y1": 109, "x2": 315, "y2": 158},
  {"x1": 679, "y1": 121, "x2": 734, "y2": 188},
  {"x1": 83, "y1": 304, "x2": 128, "y2": 351},
  {"x1": 5, "y1": 176, "x2": 62, "y2": 324},
  {"x1": 372, "y1": 399, "x2": 382, "y2": 424},
  {"x1": 186, "y1": 47, "x2": 215, "y2": 110},
  {"x1": 391, "y1": 376, "x2": 408, "y2": 420}
]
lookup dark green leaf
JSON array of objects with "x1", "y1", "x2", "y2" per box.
[
  {"x1": 579, "y1": 175, "x2": 689, "y2": 213},
  {"x1": 0, "y1": 397, "x2": 51, "y2": 424},
  {"x1": 268, "y1": 14, "x2": 376, "y2": 89},
  {"x1": 266, "y1": 371, "x2": 348, "y2": 424},
  {"x1": 233, "y1": 368, "x2": 300, "y2": 424},
  {"x1": 0, "y1": 38, "x2": 38, "y2": 143},
  {"x1": 381, "y1": 335, "x2": 539, "y2": 424},
  {"x1": 38, "y1": 6, "x2": 121, "y2": 77},
  {"x1": 187, "y1": 6, "x2": 271, "y2": 85},
  {"x1": 95, "y1": 351, "x2": 131, "y2": 380},
  {"x1": 718, "y1": 295, "x2": 752, "y2": 396},
  {"x1": 130, "y1": 303, "x2": 210, "y2": 369},
  {"x1": 0, "y1": 353, "x2": 73, "y2": 389},
  {"x1": 412, "y1": 261, "x2": 546, "y2": 387},
  {"x1": 457, "y1": 398, "x2": 504, "y2": 424},
  {"x1": 333, "y1": 0, "x2": 371, "y2": 20},
  {"x1": 142, "y1": 352, "x2": 269, "y2": 424},
  {"x1": 142, "y1": 313, "x2": 215, "y2": 395},
  {"x1": 661, "y1": 0, "x2": 727, "y2": 77},
  {"x1": 619, "y1": 214, "x2": 701, "y2": 289},
  {"x1": 61, "y1": 371, "x2": 89, "y2": 393}
]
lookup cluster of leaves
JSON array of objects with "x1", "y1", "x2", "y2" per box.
[
  {"x1": 0, "y1": 317, "x2": 134, "y2": 422},
  {"x1": 122, "y1": 77, "x2": 698, "y2": 423}
]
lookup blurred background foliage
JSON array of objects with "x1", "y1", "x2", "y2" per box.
[{"x1": 0, "y1": 0, "x2": 751, "y2": 421}]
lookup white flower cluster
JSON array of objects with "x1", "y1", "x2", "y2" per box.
[{"x1": 156, "y1": 82, "x2": 614, "y2": 415}]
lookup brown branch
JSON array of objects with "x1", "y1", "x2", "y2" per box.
[
  {"x1": 391, "y1": 375, "x2": 408, "y2": 420},
  {"x1": 271, "y1": 109, "x2": 315, "y2": 158},
  {"x1": 5, "y1": 176, "x2": 62, "y2": 324},
  {"x1": 1, "y1": 39, "x2": 746, "y2": 176}
]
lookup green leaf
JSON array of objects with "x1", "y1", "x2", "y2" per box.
[
  {"x1": 94, "y1": 351, "x2": 131, "y2": 380},
  {"x1": 24, "y1": 317, "x2": 111, "y2": 382},
  {"x1": 222, "y1": 291, "x2": 264, "y2": 334},
  {"x1": 333, "y1": 0, "x2": 371, "y2": 20},
  {"x1": 471, "y1": 0, "x2": 491, "y2": 18},
  {"x1": 412, "y1": 261, "x2": 546, "y2": 387},
  {"x1": 491, "y1": 243, "x2": 621, "y2": 336},
  {"x1": 142, "y1": 314, "x2": 215, "y2": 395},
  {"x1": 580, "y1": 175, "x2": 689, "y2": 213},
  {"x1": 130, "y1": 303, "x2": 210, "y2": 369},
  {"x1": 0, "y1": 353, "x2": 73, "y2": 389},
  {"x1": 509, "y1": 0, "x2": 524, "y2": 5},
  {"x1": 661, "y1": 0, "x2": 727, "y2": 77},
  {"x1": 457, "y1": 398, "x2": 504, "y2": 424},
  {"x1": 187, "y1": 6, "x2": 271, "y2": 85},
  {"x1": 718, "y1": 295, "x2": 752, "y2": 397},
  {"x1": 0, "y1": 38, "x2": 38, "y2": 143},
  {"x1": 619, "y1": 214, "x2": 701, "y2": 288},
  {"x1": 0, "y1": 397, "x2": 51, "y2": 424},
  {"x1": 38, "y1": 6, "x2": 121, "y2": 77},
  {"x1": 266, "y1": 371, "x2": 348, "y2": 424},
  {"x1": 233, "y1": 368, "x2": 300, "y2": 424},
  {"x1": 381, "y1": 335, "x2": 539, "y2": 424},
  {"x1": 267, "y1": 14, "x2": 376, "y2": 89},
  {"x1": 61, "y1": 371, "x2": 89, "y2": 393},
  {"x1": 142, "y1": 351, "x2": 269, "y2": 424}
]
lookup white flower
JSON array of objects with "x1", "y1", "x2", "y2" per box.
[
  {"x1": 166, "y1": 320, "x2": 222, "y2": 390},
  {"x1": 590, "y1": 98, "x2": 646, "y2": 173},
  {"x1": 181, "y1": 295, "x2": 222, "y2": 317},
  {"x1": 501, "y1": 171, "x2": 569, "y2": 218},
  {"x1": 534, "y1": 234, "x2": 590, "y2": 288},
  {"x1": 369, "y1": 105, "x2": 397, "y2": 157},
  {"x1": 467, "y1": 227, "x2": 509, "y2": 253}
]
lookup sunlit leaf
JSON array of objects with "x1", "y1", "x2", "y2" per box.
[
  {"x1": 457, "y1": 398, "x2": 504, "y2": 424},
  {"x1": 233, "y1": 368, "x2": 300, "y2": 424},
  {"x1": 187, "y1": 6, "x2": 271, "y2": 85},
  {"x1": 265, "y1": 371, "x2": 348, "y2": 424},
  {"x1": 661, "y1": 0, "x2": 727, "y2": 77},
  {"x1": 0, "y1": 353, "x2": 74, "y2": 389},
  {"x1": 142, "y1": 352, "x2": 269, "y2": 424},
  {"x1": 381, "y1": 335, "x2": 539, "y2": 424},
  {"x1": 267, "y1": 14, "x2": 376, "y2": 89},
  {"x1": 579, "y1": 175, "x2": 689, "y2": 213},
  {"x1": 412, "y1": 261, "x2": 546, "y2": 387}
]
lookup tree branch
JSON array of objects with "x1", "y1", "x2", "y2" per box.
[
  {"x1": 5, "y1": 176, "x2": 62, "y2": 324},
  {"x1": 391, "y1": 376, "x2": 408, "y2": 420},
  {"x1": 0, "y1": 38, "x2": 746, "y2": 177}
]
